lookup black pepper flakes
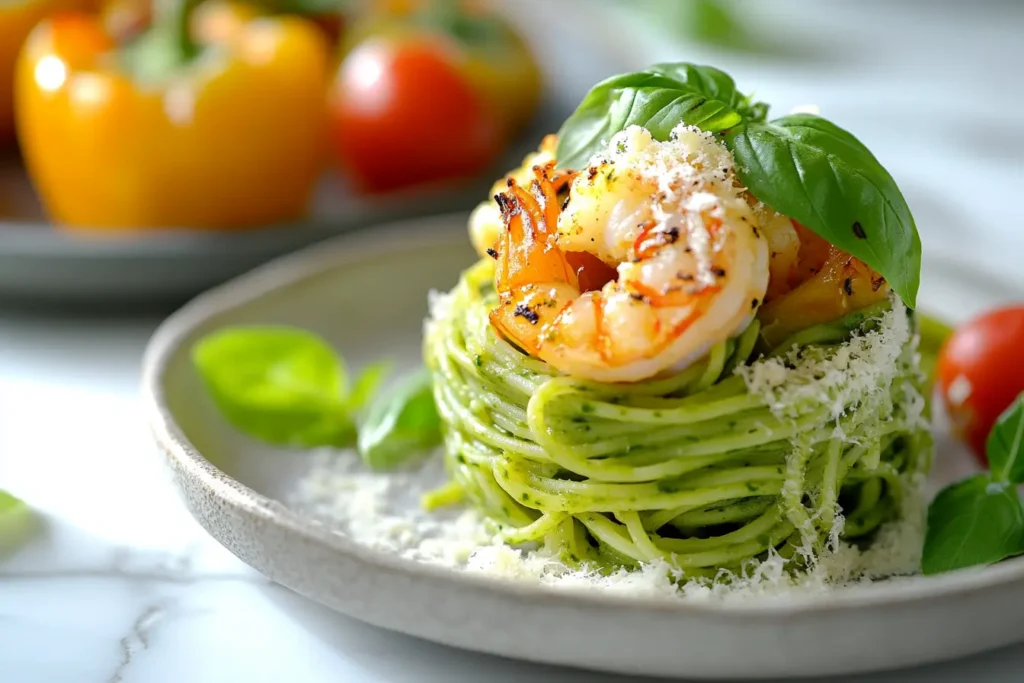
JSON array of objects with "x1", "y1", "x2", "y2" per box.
[
  {"x1": 751, "y1": 298, "x2": 759, "y2": 309},
  {"x1": 664, "y1": 226, "x2": 680, "y2": 243},
  {"x1": 513, "y1": 304, "x2": 540, "y2": 324},
  {"x1": 486, "y1": 248, "x2": 498, "y2": 259},
  {"x1": 843, "y1": 277, "x2": 854, "y2": 296},
  {"x1": 852, "y1": 221, "x2": 867, "y2": 239},
  {"x1": 495, "y1": 193, "x2": 514, "y2": 214},
  {"x1": 712, "y1": 267, "x2": 727, "y2": 278}
]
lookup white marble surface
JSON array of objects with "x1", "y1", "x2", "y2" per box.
[
  {"x1": 3, "y1": 314, "x2": 1024, "y2": 683},
  {"x1": 3, "y1": 1, "x2": 1024, "y2": 681}
]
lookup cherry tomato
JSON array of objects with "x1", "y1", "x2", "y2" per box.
[
  {"x1": 328, "y1": 35, "x2": 504, "y2": 194},
  {"x1": 937, "y1": 305, "x2": 1024, "y2": 464}
]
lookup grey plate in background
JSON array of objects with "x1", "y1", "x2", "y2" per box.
[
  {"x1": 0, "y1": 0, "x2": 630, "y2": 312},
  {"x1": 0, "y1": 112, "x2": 552, "y2": 310}
]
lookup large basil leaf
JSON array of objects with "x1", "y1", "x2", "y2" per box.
[
  {"x1": 726, "y1": 114, "x2": 921, "y2": 307},
  {"x1": 555, "y1": 64, "x2": 748, "y2": 170},
  {"x1": 648, "y1": 62, "x2": 767, "y2": 122},
  {"x1": 192, "y1": 326, "x2": 355, "y2": 448},
  {"x1": 922, "y1": 474, "x2": 1024, "y2": 575}
]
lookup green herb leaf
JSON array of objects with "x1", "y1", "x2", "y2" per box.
[
  {"x1": 0, "y1": 490, "x2": 38, "y2": 554},
  {"x1": 348, "y1": 361, "x2": 392, "y2": 412},
  {"x1": 555, "y1": 64, "x2": 750, "y2": 170},
  {"x1": 192, "y1": 326, "x2": 355, "y2": 448},
  {"x1": 922, "y1": 474, "x2": 1024, "y2": 575},
  {"x1": 988, "y1": 394, "x2": 1024, "y2": 484},
  {"x1": 358, "y1": 368, "x2": 442, "y2": 470},
  {"x1": 726, "y1": 114, "x2": 921, "y2": 307}
]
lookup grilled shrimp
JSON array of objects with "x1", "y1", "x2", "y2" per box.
[
  {"x1": 489, "y1": 125, "x2": 770, "y2": 383},
  {"x1": 469, "y1": 135, "x2": 558, "y2": 258}
]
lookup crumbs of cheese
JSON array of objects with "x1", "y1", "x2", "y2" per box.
[
  {"x1": 738, "y1": 298, "x2": 914, "y2": 421},
  {"x1": 289, "y1": 447, "x2": 926, "y2": 603}
]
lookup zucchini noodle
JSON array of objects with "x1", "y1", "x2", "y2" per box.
[{"x1": 424, "y1": 259, "x2": 931, "y2": 579}]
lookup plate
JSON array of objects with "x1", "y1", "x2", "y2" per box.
[
  {"x1": 142, "y1": 213, "x2": 1024, "y2": 679},
  {"x1": 0, "y1": 0, "x2": 635, "y2": 311},
  {"x1": 0, "y1": 125, "x2": 551, "y2": 310}
]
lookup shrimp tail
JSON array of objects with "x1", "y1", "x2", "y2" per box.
[
  {"x1": 490, "y1": 165, "x2": 580, "y2": 355},
  {"x1": 493, "y1": 165, "x2": 577, "y2": 294}
]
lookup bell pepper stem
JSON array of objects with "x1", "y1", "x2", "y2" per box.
[
  {"x1": 153, "y1": 0, "x2": 201, "y2": 62},
  {"x1": 121, "y1": 0, "x2": 202, "y2": 81}
]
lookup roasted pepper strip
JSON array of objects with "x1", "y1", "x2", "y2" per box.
[
  {"x1": 0, "y1": 0, "x2": 94, "y2": 142},
  {"x1": 16, "y1": 0, "x2": 329, "y2": 230}
]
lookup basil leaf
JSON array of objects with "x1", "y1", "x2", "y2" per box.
[
  {"x1": 922, "y1": 474, "x2": 1024, "y2": 575},
  {"x1": 0, "y1": 490, "x2": 37, "y2": 555},
  {"x1": 726, "y1": 114, "x2": 921, "y2": 307},
  {"x1": 348, "y1": 361, "x2": 392, "y2": 412},
  {"x1": 192, "y1": 326, "x2": 355, "y2": 448},
  {"x1": 555, "y1": 64, "x2": 748, "y2": 170},
  {"x1": 358, "y1": 368, "x2": 442, "y2": 470},
  {"x1": 988, "y1": 394, "x2": 1024, "y2": 484}
]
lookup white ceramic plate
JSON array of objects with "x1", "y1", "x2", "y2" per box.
[{"x1": 142, "y1": 213, "x2": 1024, "y2": 680}]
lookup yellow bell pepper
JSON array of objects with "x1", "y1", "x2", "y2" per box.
[
  {"x1": 16, "y1": 0, "x2": 329, "y2": 230},
  {"x1": 0, "y1": 0, "x2": 93, "y2": 142}
]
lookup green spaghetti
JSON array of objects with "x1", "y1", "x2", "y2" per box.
[{"x1": 425, "y1": 259, "x2": 930, "y2": 578}]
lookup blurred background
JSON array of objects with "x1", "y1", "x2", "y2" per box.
[{"x1": 0, "y1": 0, "x2": 1021, "y2": 310}]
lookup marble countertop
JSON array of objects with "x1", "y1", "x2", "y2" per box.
[
  {"x1": 4, "y1": 315, "x2": 1024, "y2": 683},
  {"x1": 3, "y1": 1, "x2": 1024, "y2": 680}
]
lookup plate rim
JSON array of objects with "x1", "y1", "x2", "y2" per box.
[{"x1": 141, "y1": 211, "x2": 1024, "y2": 618}]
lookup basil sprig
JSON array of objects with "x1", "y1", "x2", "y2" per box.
[
  {"x1": 357, "y1": 368, "x2": 442, "y2": 470},
  {"x1": 922, "y1": 394, "x2": 1024, "y2": 574},
  {"x1": 192, "y1": 326, "x2": 441, "y2": 470},
  {"x1": 555, "y1": 62, "x2": 921, "y2": 308},
  {"x1": 193, "y1": 326, "x2": 375, "y2": 448},
  {"x1": 556, "y1": 64, "x2": 758, "y2": 172}
]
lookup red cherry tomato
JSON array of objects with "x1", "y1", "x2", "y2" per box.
[
  {"x1": 328, "y1": 36, "x2": 504, "y2": 194},
  {"x1": 937, "y1": 305, "x2": 1024, "y2": 465}
]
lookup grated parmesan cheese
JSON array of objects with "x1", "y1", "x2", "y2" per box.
[
  {"x1": 289, "y1": 449, "x2": 926, "y2": 603},
  {"x1": 737, "y1": 298, "x2": 913, "y2": 422}
]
